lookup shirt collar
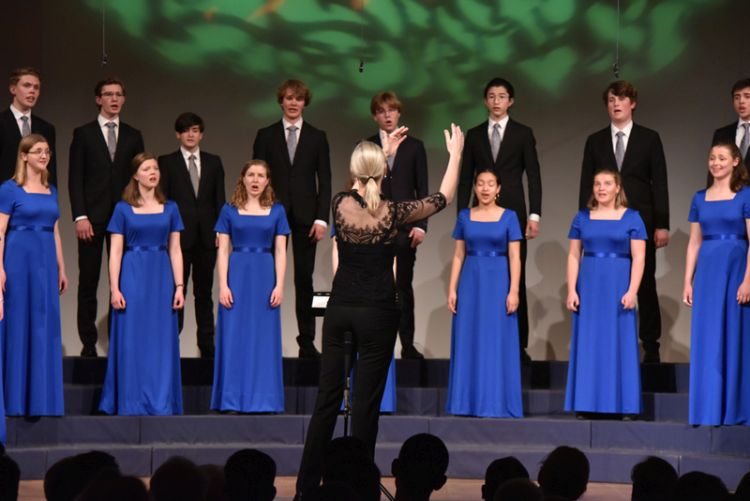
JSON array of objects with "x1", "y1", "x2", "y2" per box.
[
  {"x1": 488, "y1": 115, "x2": 510, "y2": 129},
  {"x1": 9, "y1": 104, "x2": 30, "y2": 120},
  {"x1": 737, "y1": 119, "x2": 750, "y2": 130},
  {"x1": 282, "y1": 117, "x2": 303, "y2": 130},
  {"x1": 180, "y1": 146, "x2": 200, "y2": 160},
  {"x1": 611, "y1": 120, "x2": 633, "y2": 137},
  {"x1": 98, "y1": 114, "x2": 120, "y2": 128}
]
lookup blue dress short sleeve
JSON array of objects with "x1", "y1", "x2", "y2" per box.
[
  {"x1": 568, "y1": 210, "x2": 584, "y2": 239},
  {"x1": 274, "y1": 204, "x2": 291, "y2": 236},
  {"x1": 507, "y1": 210, "x2": 523, "y2": 241},
  {"x1": 0, "y1": 180, "x2": 18, "y2": 215},
  {"x1": 628, "y1": 210, "x2": 648, "y2": 240},
  {"x1": 688, "y1": 191, "x2": 702, "y2": 223},
  {"x1": 742, "y1": 188, "x2": 750, "y2": 219},
  {"x1": 107, "y1": 202, "x2": 127, "y2": 234},
  {"x1": 168, "y1": 201, "x2": 184, "y2": 233},
  {"x1": 452, "y1": 209, "x2": 467, "y2": 240},
  {"x1": 214, "y1": 204, "x2": 232, "y2": 234}
]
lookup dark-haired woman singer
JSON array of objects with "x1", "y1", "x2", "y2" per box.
[{"x1": 295, "y1": 124, "x2": 464, "y2": 497}]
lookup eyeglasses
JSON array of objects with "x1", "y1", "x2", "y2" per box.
[
  {"x1": 100, "y1": 92, "x2": 124, "y2": 98},
  {"x1": 28, "y1": 149, "x2": 51, "y2": 156}
]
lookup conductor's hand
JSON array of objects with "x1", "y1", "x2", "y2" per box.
[
  {"x1": 309, "y1": 223, "x2": 325, "y2": 242},
  {"x1": 383, "y1": 126, "x2": 409, "y2": 157},
  {"x1": 270, "y1": 285, "x2": 283, "y2": 308},
  {"x1": 444, "y1": 123, "x2": 464, "y2": 157},
  {"x1": 447, "y1": 289, "x2": 457, "y2": 314},
  {"x1": 173, "y1": 287, "x2": 185, "y2": 310},
  {"x1": 111, "y1": 289, "x2": 126, "y2": 310},
  {"x1": 76, "y1": 219, "x2": 95, "y2": 242},
  {"x1": 566, "y1": 291, "x2": 579, "y2": 312},
  {"x1": 220, "y1": 286, "x2": 234, "y2": 309}
]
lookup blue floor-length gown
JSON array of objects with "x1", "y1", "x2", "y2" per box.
[
  {"x1": 688, "y1": 187, "x2": 750, "y2": 425},
  {"x1": 564, "y1": 208, "x2": 646, "y2": 414},
  {"x1": 0, "y1": 180, "x2": 63, "y2": 416},
  {"x1": 446, "y1": 208, "x2": 524, "y2": 418},
  {"x1": 99, "y1": 200, "x2": 184, "y2": 415},
  {"x1": 210, "y1": 203, "x2": 290, "y2": 412}
]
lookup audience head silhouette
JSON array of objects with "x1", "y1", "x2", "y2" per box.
[
  {"x1": 537, "y1": 446, "x2": 589, "y2": 500},
  {"x1": 392, "y1": 433, "x2": 449, "y2": 501}
]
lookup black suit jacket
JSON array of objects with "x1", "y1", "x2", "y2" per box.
[
  {"x1": 68, "y1": 120, "x2": 145, "y2": 225},
  {"x1": 578, "y1": 124, "x2": 669, "y2": 232},
  {"x1": 158, "y1": 150, "x2": 225, "y2": 249},
  {"x1": 368, "y1": 133, "x2": 429, "y2": 232},
  {"x1": 457, "y1": 118, "x2": 542, "y2": 230},
  {"x1": 252, "y1": 120, "x2": 331, "y2": 226},
  {"x1": 0, "y1": 108, "x2": 57, "y2": 185}
]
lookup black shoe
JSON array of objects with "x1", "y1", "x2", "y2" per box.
[
  {"x1": 622, "y1": 414, "x2": 638, "y2": 421},
  {"x1": 401, "y1": 345, "x2": 424, "y2": 359},
  {"x1": 643, "y1": 351, "x2": 660, "y2": 364},
  {"x1": 299, "y1": 345, "x2": 321, "y2": 359},
  {"x1": 520, "y1": 349, "x2": 532, "y2": 364},
  {"x1": 80, "y1": 345, "x2": 98, "y2": 357}
]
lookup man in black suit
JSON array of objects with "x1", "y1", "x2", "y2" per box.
[
  {"x1": 367, "y1": 91, "x2": 429, "y2": 359},
  {"x1": 159, "y1": 112, "x2": 225, "y2": 358},
  {"x1": 252, "y1": 79, "x2": 331, "y2": 358},
  {"x1": 711, "y1": 78, "x2": 750, "y2": 180},
  {"x1": 578, "y1": 80, "x2": 669, "y2": 363},
  {"x1": 457, "y1": 77, "x2": 543, "y2": 363},
  {"x1": 0, "y1": 67, "x2": 56, "y2": 185},
  {"x1": 69, "y1": 77, "x2": 145, "y2": 357}
]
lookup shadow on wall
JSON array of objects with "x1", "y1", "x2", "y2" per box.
[
  {"x1": 657, "y1": 228, "x2": 690, "y2": 362},
  {"x1": 419, "y1": 228, "x2": 461, "y2": 358},
  {"x1": 527, "y1": 241, "x2": 570, "y2": 361}
]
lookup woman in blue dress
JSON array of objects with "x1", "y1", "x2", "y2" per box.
[
  {"x1": 0, "y1": 134, "x2": 67, "y2": 417},
  {"x1": 683, "y1": 142, "x2": 750, "y2": 426},
  {"x1": 565, "y1": 168, "x2": 646, "y2": 418},
  {"x1": 211, "y1": 159, "x2": 289, "y2": 413},
  {"x1": 99, "y1": 152, "x2": 185, "y2": 416},
  {"x1": 446, "y1": 168, "x2": 523, "y2": 418}
]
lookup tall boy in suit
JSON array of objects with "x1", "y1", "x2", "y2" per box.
[
  {"x1": 0, "y1": 67, "x2": 57, "y2": 184},
  {"x1": 712, "y1": 78, "x2": 750, "y2": 168},
  {"x1": 159, "y1": 112, "x2": 225, "y2": 358},
  {"x1": 457, "y1": 77, "x2": 543, "y2": 363},
  {"x1": 69, "y1": 77, "x2": 145, "y2": 356},
  {"x1": 368, "y1": 91, "x2": 429, "y2": 359},
  {"x1": 252, "y1": 79, "x2": 331, "y2": 358},
  {"x1": 578, "y1": 80, "x2": 669, "y2": 363}
]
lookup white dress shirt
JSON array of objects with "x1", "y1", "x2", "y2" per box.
[{"x1": 10, "y1": 104, "x2": 31, "y2": 135}]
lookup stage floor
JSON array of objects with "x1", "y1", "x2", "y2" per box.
[{"x1": 18, "y1": 477, "x2": 633, "y2": 501}]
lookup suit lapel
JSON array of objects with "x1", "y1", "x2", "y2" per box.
[
  {"x1": 2, "y1": 110, "x2": 22, "y2": 140},
  {"x1": 276, "y1": 121, "x2": 293, "y2": 169},
  {"x1": 196, "y1": 152, "x2": 211, "y2": 199},
  {"x1": 620, "y1": 125, "x2": 637, "y2": 174}
]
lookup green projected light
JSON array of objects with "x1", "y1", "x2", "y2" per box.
[{"x1": 86, "y1": 0, "x2": 722, "y2": 137}]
